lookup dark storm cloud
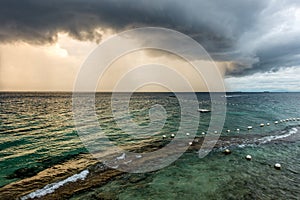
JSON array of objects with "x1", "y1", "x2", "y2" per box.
[{"x1": 0, "y1": 0, "x2": 299, "y2": 76}]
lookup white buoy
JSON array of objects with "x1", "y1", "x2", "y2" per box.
[
  {"x1": 274, "y1": 121, "x2": 278, "y2": 124},
  {"x1": 283, "y1": 120, "x2": 286, "y2": 122},
  {"x1": 247, "y1": 126, "x2": 253, "y2": 130},
  {"x1": 186, "y1": 132, "x2": 190, "y2": 136},
  {"x1": 280, "y1": 120, "x2": 283, "y2": 123},
  {"x1": 223, "y1": 149, "x2": 231, "y2": 155},
  {"x1": 214, "y1": 131, "x2": 218, "y2": 134},
  {"x1": 202, "y1": 132, "x2": 206, "y2": 135},
  {"x1": 162, "y1": 135, "x2": 166, "y2": 139},
  {"x1": 297, "y1": 118, "x2": 300, "y2": 121},
  {"x1": 293, "y1": 118, "x2": 296, "y2": 121},
  {"x1": 260, "y1": 123, "x2": 265, "y2": 127},
  {"x1": 171, "y1": 134, "x2": 175, "y2": 138},
  {"x1": 236, "y1": 128, "x2": 240, "y2": 132},
  {"x1": 245, "y1": 155, "x2": 252, "y2": 161},
  {"x1": 188, "y1": 142, "x2": 193, "y2": 146},
  {"x1": 266, "y1": 123, "x2": 270, "y2": 126},
  {"x1": 226, "y1": 130, "x2": 231, "y2": 133},
  {"x1": 274, "y1": 163, "x2": 281, "y2": 170}
]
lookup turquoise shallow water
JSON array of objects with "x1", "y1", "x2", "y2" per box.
[
  {"x1": 0, "y1": 92, "x2": 300, "y2": 199},
  {"x1": 72, "y1": 141, "x2": 300, "y2": 200}
]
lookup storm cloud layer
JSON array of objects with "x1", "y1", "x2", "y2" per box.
[{"x1": 0, "y1": 0, "x2": 299, "y2": 76}]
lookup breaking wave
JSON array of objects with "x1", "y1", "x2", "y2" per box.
[{"x1": 21, "y1": 170, "x2": 89, "y2": 200}]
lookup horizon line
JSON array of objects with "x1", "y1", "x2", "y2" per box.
[{"x1": 0, "y1": 91, "x2": 299, "y2": 93}]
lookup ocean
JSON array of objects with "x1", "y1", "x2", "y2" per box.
[{"x1": 0, "y1": 92, "x2": 299, "y2": 199}]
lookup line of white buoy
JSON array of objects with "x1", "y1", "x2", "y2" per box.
[
  {"x1": 222, "y1": 150, "x2": 283, "y2": 170},
  {"x1": 161, "y1": 123, "x2": 298, "y2": 170},
  {"x1": 209, "y1": 116, "x2": 299, "y2": 134},
  {"x1": 162, "y1": 116, "x2": 299, "y2": 140},
  {"x1": 162, "y1": 116, "x2": 299, "y2": 155},
  {"x1": 199, "y1": 100, "x2": 270, "y2": 109},
  {"x1": 221, "y1": 114, "x2": 299, "y2": 171}
]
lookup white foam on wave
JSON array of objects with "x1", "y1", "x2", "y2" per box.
[
  {"x1": 21, "y1": 169, "x2": 89, "y2": 200},
  {"x1": 135, "y1": 154, "x2": 142, "y2": 158},
  {"x1": 116, "y1": 153, "x2": 126, "y2": 160},
  {"x1": 235, "y1": 128, "x2": 298, "y2": 148},
  {"x1": 258, "y1": 127, "x2": 298, "y2": 144},
  {"x1": 236, "y1": 143, "x2": 256, "y2": 148},
  {"x1": 237, "y1": 144, "x2": 247, "y2": 148}
]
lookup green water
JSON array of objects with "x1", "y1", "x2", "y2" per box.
[
  {"x1": 0, "y1": 92, "x2": 300, "y2": 199},
  {"x1": 71, "y1": 141, "x2": 300, "y2": 200}
]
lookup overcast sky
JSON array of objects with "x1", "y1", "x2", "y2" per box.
[{"x1": 0, "y1": 0, "x2": 299, "y2": 91}]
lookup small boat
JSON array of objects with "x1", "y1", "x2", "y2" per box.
[
  {"x1": 198, "y1": 109, "x2": 211, "y2": 113},
  {"x1": 221, "y1": 95, "x2": 233, "y2": 98}
]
